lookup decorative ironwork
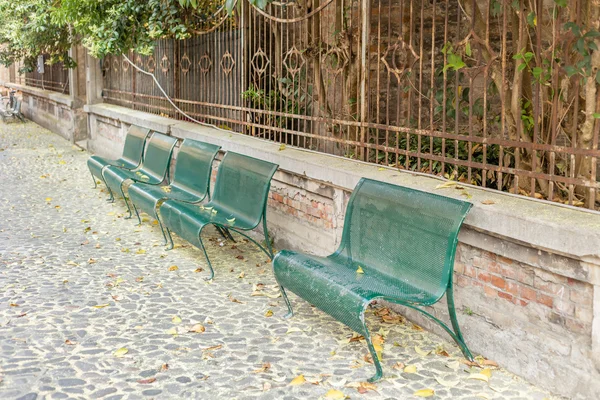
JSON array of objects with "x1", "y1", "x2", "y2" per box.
[
  {"x1": 220, "y1": 51, "x2": 235, "y2": 76},
  {"x1": 181, "y1": 53, "x2": 192, "y2": 75},
  {"x1": 160, "y1": 55, "x2": 170, "y2": 75},
  {"x1": 322, "y1": 47, "x2": 348, "y2": 76},
  {"x1": 147, "y1": 56, "x2": 156, "y2": 73},
  {"x1": 122, "y1": 56, "x2": 130, "y2": 73},
  {"x1": 251, "y1": 48, "x2": 270, "y2": 77},
  {"x1": 112, "y1": 57, "x2": 120, "y2": 72},
  {"x1": 199, "y1": 53, "x2": 212, "y2": 74},
  {"x1": 380, "y1": 38, "x2": 418, "y2": 80},
  {"x1": 100, "y1": 0, "x2": 600, "y2": 210},
  {"x1": 283, "y1": 46, "x2": 305, "y2": 76}
]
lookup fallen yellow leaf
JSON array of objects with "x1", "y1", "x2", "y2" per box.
[
  {"x1": 414, "y1": 388, "x2": 435, "y2": 397},
  {"x1": 289, "y1": 374, "x2": 306, "y2": 386},
  {"x1": 324, "y1": 389, "x2": 346, "y2": 399},
  {"x1": 168, "y1": 265, "x2": 179, "y2": 271},
  {"x1": 93, "y1": 304, "x2": 109, "y2": 309},
  {"x1": 45, "y1": 197, "x2": 52, "y2": 202},
  {"x1": 415, "y1": 346, "x2": 431, "y2": 356},
  {"x1": 264, "y1": 310, "x2": 273, "y2": 317},
  {"x1": 356, "y1": 266, "x2": 364, "y2": 274},
  {"x1": 172, "y1": 316, "x2": 182, "y2": 324},
  {"x1": 114, "y1": 347, "x2": 128, "y2": 357},
  {"x1": 468, "y1": 373, "x2": 490, "y2": 382},
  {"x1": 404, "y1": 365, "x2": 417, "y2": 373},
  {"x1": 481, "y1": 368, "x2": 492, "y2": 378},
  {"x1": 135, "y1": 249, "x2": 146, "y2": 254}
]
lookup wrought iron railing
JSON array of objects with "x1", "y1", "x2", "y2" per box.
[
  {"x1": 23, "y1": 55, "x2": 70, "y2": 94},
  {"x1": 102, "y1": 0, "x2": 600, "y2": 210}
]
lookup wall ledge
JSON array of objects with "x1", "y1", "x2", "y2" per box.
[
  {"x1": 86, "y1": 103, "x2": 600, "y2": 281},
  {"x1": 0, "y1": 81, "x2": 72, "y2": 107}
]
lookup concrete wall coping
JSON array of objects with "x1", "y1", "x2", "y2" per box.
[
  {"x1": 86, "y1": 103, "x2": 600, "y2": 272},
  {"x1": 0, "y1": 81, "x2": 72, "y2": 107}
]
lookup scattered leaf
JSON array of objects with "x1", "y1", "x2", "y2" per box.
[
  {"x1": 253, "y1": 362, "x2": 271, "y2": 374},
  {"x1": 45, "y1": 197, "x2": 52, "y2": 202},
  {"x1": 289, "y1": 374, "x2": 306, "y2": 386},
  {"x1": 160, "y1": 364, "x2": 169, "y2": 371},
  {"x1": 468, "y1": 373, "x2": 490, "y2": 382},
  {"x1": 436, "y1": 181, "x2": 458, "y2": 189},
  {"x1": 92, "y1": 304, "x2": 110, "y2": 309},
  {"x1": 135, "y1": 249, "x2": 146, "y2": 255},
  {"x1": 356, "y1": 266, "x2": 364, "y2": 274},
  {"x1": 238, "y1": 271, "x2": 245, "y2": 279},
  {"x1": 194, "y1": 268, "x2": 204, "y2": 273},
  {"x1": 114, "y1": 347, "x2": 129, "y2": 357},
  {"x1": 481, "y1": 200, "x2": 496, "y2": 205},
  {"x1": 414, "y1": 388, "x2": 435, "y2": 397},
  {"x1": 279, "y1": 144, "x2": 286, "y2": 151},
  {"x1": 168, "y1": 265, "x2": 179, "y2": 271},
  {"x1": 166, "y1": 327, "x2": 178, "y2": 335},
  {"x1": 264, "y1": 310, "x2": 273, "y2": 317},
  {"x1": 435, "y1": 377, "x2": 459, "y2": 387},
  {"x1": 65, "y1": 340, "x2": 77, "y2": 345},
  {"x1": 482, "y1": 359, "x2": 499, "y2": 367},
  {"x1": 137, "y1": 378, "x2": 156, "y2": 384},
  {"x1": 404, "y1": 365, "x2": 417, "y2": 374},
  {"x1": 189, "y1": 324, "x2": 205, "y2": 333},
  {"x1": 481, "y1": 368, "x2": 492, "y2": 378},
  {"x1": 172, "y1": 316, "x2": 182, "y2": 324},
  {"x1": 392, "y1": 362, "x2": 405, "y2": 370},
  {"x1": 415, "y1": 346, "x2": 431, "y2": 356},
  {"x1": 324, "y1": 389, "x2": 346, "y2": 399}
]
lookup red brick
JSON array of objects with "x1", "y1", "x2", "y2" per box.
[
  {"x1": 488, "y1": 261, "x2": 502, "y2": 274},
  {"x1": 454, "y1": 262, "x2": 465, "y2": 275},
  {"x1": 484, "y1": 286, "x2": 498, "y2": 298},
  {"x1": 520, "y1": 286, "x2": 537, "y2": 301},
  {"x1": 311, "y1": 200, "x2": 319, "y2": 208},
  {"x1": 477, "y1": 271, "x2": 491, "y2": 283},
  {"x1": 491, "y1": 275, "x2": 506, "y2": 290},
  {"x1": 497, "y1": 255, "x2": 514, "y2": 265},
  {"x1": 498, "y1": 291, "x2": 514, "y2": 303},
  {"x1": 506, "y1": 281, "x2": 519, "y2": 296},
  {"x1": 464, "y1": 264, "x2": 476, "y2": 278},
  {"x1": 537, "y1": 293, "x2": 553, "y2": 308},
  {"x1": 517, "y1": 299, "x2": 529, "y2": 307}
]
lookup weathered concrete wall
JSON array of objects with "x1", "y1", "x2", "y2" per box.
[
  {"x1": 0, "y1": 82, "x2": 87, "y2": 143},
  {"x1": 84, "y1": 103, "x2": 600, "y2": 399}
]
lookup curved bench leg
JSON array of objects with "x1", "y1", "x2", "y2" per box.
[
  {"x1": 197, "y1": 226, "x2": 214, "y2": 280},
  {"x1": 361, "y1": 315, "x2": 384, "y2": 383},
  {"x1": 89, "y1": 169, "x2": 98, "y2": 189},
  {"x1": 447, "y1": 286, "x2": 474, "y2": 361},
  {"x1": 133, "y1": 204, "x2": 142, "y2": 225},
  {"x1": 118, "y1": 184, "x2": 133, "y2": 219},
  {"x1": 279, "y1": 286, "x2": 293, "y2": 319},
  {"x1": 165, "y1": 226, "x2": 174, "y2": 250}
]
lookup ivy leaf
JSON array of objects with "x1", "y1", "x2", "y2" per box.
[
  {"x1": 225, "y1": 0, "x2": 236, "y2": 14},
  {"x1": 554, "y1": 0, "x2": 566, "y2": 6}
]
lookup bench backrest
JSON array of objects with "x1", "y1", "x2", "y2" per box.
[
  {"x1": 336, "y1": 178, "x2": 471, "y2": 302},
  {"x1": 171, "y1": 139, "x2": 221, "y2": 198},
  {"x1": 140, "y1": 132, "x2": 178, "y2": 181},
  {"x1": 121, "y1": 125, "x2": 150, "y2": 167},
  {"x1": 211, "y1": 152, "x2": 278, "y2": 229}
]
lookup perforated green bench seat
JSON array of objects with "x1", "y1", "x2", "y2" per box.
[
  {"x1": 273, "y1": 178, "x2": 473, "y2": 382},
  {"x1": 127, "y1": 139, "x2": 221, "y2": 246},
  {"x1": 87, "y1": 125, "x2": 150, "y2": 192},
  {"x1": 159, "y1": 151, "x2": 278, "y2": 280},
  {"x1": 102, "y1": 132, "x2": 178, "y2": 219}
]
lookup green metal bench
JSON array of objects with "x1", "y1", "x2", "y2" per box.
[
  {"x1": 87, "y1": 125, "x2": 150, "y2": 194},
  {"x1": 127, "y1": 138, "x2": 221, "y2": 247},
  {"x1": 159, "y1": 151, "x2": 278, "y2": 280},
  {"x1": 273, "y1": 178, "x2": 473, "y2": 382},
  {"x1": 102, "y1": 132, "x2": 178, "y2": 219}
]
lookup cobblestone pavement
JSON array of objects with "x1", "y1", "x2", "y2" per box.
[{"x1": 0, "y1": 121, "x2": 559, "y2": 400}]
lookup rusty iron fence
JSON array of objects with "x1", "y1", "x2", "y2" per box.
[
  {"x1": 102, "y1": 0, "x2": 600, "y2": 210},
  {"x1": 13, "y1": 55, "x2": 70, "y2": 94}
]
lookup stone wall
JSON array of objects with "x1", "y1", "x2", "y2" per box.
[
  {"x1": 0, "y1": 82, "x2": 87, "y2": 143},
  {"x1": 84, "y1": 103, "x2": 600, "y2": 399}
]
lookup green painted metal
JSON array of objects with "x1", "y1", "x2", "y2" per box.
[
  {"x1": 159, "y1": 151, "x2": 278, "y2": 279},
  {"x1": 87, "y1": 125, "x2": 150, "y2": 191},
  {"x1": 128, "y1": 139, "x2": 221, "y2": 245},
  {"x1": 102, "y1": 132, "x2": 178, "y2": 218},
  {"x1": 272, "y1": 178, "x2": 472, "y2": 382}
]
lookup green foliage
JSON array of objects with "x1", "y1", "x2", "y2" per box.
[{"x1": 0, "y1": 0, "x2": 74, "y2": 70}]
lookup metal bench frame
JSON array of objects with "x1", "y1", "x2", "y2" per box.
[{"x1": 273, "y1": 178, "x2": 473, "y2": 382}]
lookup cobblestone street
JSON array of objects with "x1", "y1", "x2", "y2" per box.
[{"x1": 0, "y1": 122, "x2": 558, "y2": 399}]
